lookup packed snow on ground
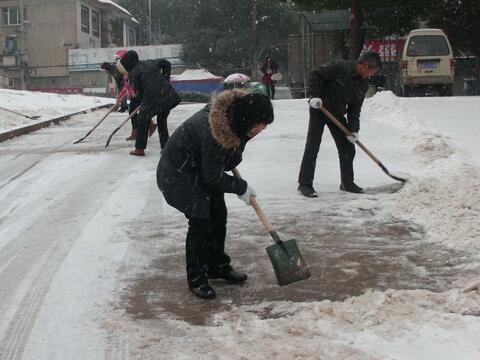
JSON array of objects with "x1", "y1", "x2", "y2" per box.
[
  {"x1": 0, "y1": 89, "x2": 114, "y2": 132},
  {"x1": 0, "y1": 91, "x2": 479, "y2": 359}
]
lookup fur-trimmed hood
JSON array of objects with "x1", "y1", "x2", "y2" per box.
[{"x1": 209, "y1": 89, "x2": 248, "y2": 150}]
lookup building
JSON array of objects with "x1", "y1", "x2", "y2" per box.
[{"x1": 0, "y1": 0, "x2": 138, "y2": 91}]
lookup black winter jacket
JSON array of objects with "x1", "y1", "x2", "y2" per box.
[
  {"x1": 129, "y1": 59, "x2": 180, "y2": 111},
  {"x1": 157, "y1": 90, "x2": 250, "y2": 219},
  {"x1": 308, "y1": 60, "x2": 368, "y2": 133}
]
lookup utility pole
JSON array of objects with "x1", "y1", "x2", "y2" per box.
[
  {"x1": 251, "y1": 0, "x2": 257, "y2": 80},
  {"x1": 148, "y1": 0, "x2": 152, "y2": 45},
  {"x1": 19, "y1": 0, "x2": 26, "y2": 90}
]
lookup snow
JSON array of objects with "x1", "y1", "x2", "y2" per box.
[
  {"x1": 0, "y1": 89, "x2": 114, "y2": 132},
  {"x1": 0, "y1": 90, "x2": 479, "y2": 359},
  {"x1": 171, "y1": 69, "x2": 224, "y2": 81}
]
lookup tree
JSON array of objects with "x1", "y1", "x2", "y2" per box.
[
  {"x1": 427, "y1": 0, "x2": 480, "y2": 55},
  {"x1": 117, "y1": 0, "x2": 298, "y2": 75},
  {"x1": 287, "y1": 0, "x2": 433, "y2": 59}
]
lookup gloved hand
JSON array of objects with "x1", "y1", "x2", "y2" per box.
[
  {"x1": 238, "y1": 185, "x2": 256, "y2": 205},
  {"x1": 347, "y1": 132, "x2": 359, "y2": 144},
  {"x1": 308, "y1": 97, "x2": 323, "y2": 109}
]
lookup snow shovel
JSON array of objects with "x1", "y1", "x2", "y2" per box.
[
  {"x1": 319, "y1": 106, "x2": 407, "y2": 183},
  {"x1": 73, "y1": 96, "x2": 125, "y2": 144},
  {"x1": 105, "y1": 105, "x2": 141, "y2": 148},
  {"x1": 232, "y1": 168, "x2": 311, "y2": 286},
  {"x1": 0, "y1": 105, "x2": 41, "y2": 120}
]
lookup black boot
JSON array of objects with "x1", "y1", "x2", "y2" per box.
[
  {"x1": 298, "y1": 184, "x2": 318, "y2": 198},
  {"x1": 339, "y1": 182, "x2": 364, "y2": 194},
  {"x1": 188, "y1": 274, "x2": 216, "y2": 299},
  {"x1": 208, "y1": 265, "x2": 247, "y2": 284}
]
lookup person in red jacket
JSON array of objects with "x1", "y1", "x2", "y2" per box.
[{"x1": 260, "y1": 56, "x2": 279, "y2": 99}]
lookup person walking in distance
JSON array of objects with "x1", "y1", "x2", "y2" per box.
[
  {"x1": 260, "y1": 56, "x2": 279, "y2": 99},
  {"x1": 297, "y1": 51, "x2": 381, "y2": 197}
]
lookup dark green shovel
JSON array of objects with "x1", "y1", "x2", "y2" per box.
[{"x1": 233, "y1": 169, "x2": 311, "y2": 286}]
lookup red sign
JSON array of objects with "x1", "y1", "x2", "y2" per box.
[{"x1": 362, "y1": 39, "x2": 405, "y2": 61}]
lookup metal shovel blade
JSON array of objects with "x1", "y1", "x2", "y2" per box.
[{"x1": 266, "y1": 239, "x2": 311, "y2": 286}]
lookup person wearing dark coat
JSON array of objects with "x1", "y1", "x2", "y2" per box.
[
  {"x1": 152, "y1": 59, "x2": 172, "y2": 150},
  {"x1": 117, "y1": 50, "x2": 181, "y2": 156},
  {"x1": 260, "y1": 56, "x2": 279, "y2": 99},
  {"x1": 157, "y1": 89, "x2": 274, "y2": 299},
  {"x1": 297, "y1": 51, "x2": 381, "y2": 197}
]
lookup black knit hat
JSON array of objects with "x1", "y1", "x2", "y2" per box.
[
  {"x1": 229, "y1": 93, "x2": 274, "y2": 138},
  {"x1": 120, "y1": 50, "x2": 139, "y2": 73}
]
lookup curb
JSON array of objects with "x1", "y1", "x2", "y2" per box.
[{"x1": 0, "y1": 103, "x2": 113, "y2": 144}]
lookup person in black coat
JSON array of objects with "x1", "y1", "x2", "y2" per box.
[
  {"x1": 157, "y1": 89, "x2": 274, "y2": 299},
  {"x1": 297, "y1": 51, "x2": 381, "y2": 197},
  {"x1": 117, "y1": 50, "x2": 181, "y2": 156}
]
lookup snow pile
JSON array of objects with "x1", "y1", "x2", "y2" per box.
[
  {"x1": 365, "y1": 92, "x2": 480, "y2": 250},
  {"x1": 100, "y1": 288, "x2": 480, "y2": 360},
  {"x1": 0, "y1": 89, "x2": 113, "y2": 133}
]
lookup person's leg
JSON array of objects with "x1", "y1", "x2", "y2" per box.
[
  {"x1": 271, "y1": 84, "x2": 276, "y2": 99},
  {"x1": 266, "y1": 84, "x2": 272, "y2": 99},
  {"x1": 206, "y1": 192, "x2": 247, "y2": 283},
  {"x1": 185, "y1": 217, "x2": 216, "y2": 299},
  {"x1": 157, "y1": 110, "x2": 170, "y2": 149},
  {"x1": 326, "y1": 120, "x2": 362, "y2": 192},
  {"x1": 126, "y1": 97, "x2": 141, "y2": 141},
  {"x1": 132, "y1": 106, "x2": 155, "y2": 155},
  {"x1": 297, "y1": 108, "x2": 326, "y2": 196}
]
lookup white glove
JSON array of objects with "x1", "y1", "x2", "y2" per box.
[
  {"x1": 347, "y1": 132, "x2": 359, "y2": 144},
  {"x1": 308, "y1": 97, "x2": 323, "y2": 109},
  {"x1": 238, "y1": 185, "x2": 256, "y2": 205}
]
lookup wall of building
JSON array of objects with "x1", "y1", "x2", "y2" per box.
[
  {"x1": 24, "y1": 0, "x2": 77, "y2": 78},
  {"x1": 76, "y1": 0, "x2": 102, "y2": 49}
]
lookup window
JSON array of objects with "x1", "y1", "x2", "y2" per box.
[
  {"x1": 81, "y1": 5, "x2": 89, "y2": 33},
  {"x1": 407, "y1": 36, "x2": 450, "y2": 57},
  {"x1": 2, "y1": 7, "x2": 20, "y2": 26},
  {"x1": 5, "y1": 37, "x2": 17, "y2": 53},
  {"x1": 92, "y1": 10, "x2": 99, "y2": 37}
]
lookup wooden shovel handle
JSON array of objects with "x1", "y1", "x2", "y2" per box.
[
  {"x1": 319, "y1": 106, "x2": 382, "y2": 165},
  {"x1": 232, "y1": 168, "x2": 275, "y2": 233}
]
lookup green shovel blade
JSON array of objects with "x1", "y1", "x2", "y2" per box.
[{"x1": 266, "y1": 239, "x2": 311, "y2": 286}]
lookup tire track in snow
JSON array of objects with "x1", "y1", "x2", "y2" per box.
[{"x1": 0, "y1": 156, "x2": 136, "y2": 360}]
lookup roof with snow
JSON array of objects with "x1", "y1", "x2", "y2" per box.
[
  {"x1": 171, "y1": 69, "x2": 224, "y2": 82},
  {"x1": 97, "y1": 0, "x2": 139, "y2": 24}
]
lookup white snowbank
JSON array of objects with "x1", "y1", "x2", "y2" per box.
[
  {"x1": 100, "y1": 288, "x2": 480, "y2": 360},
  {"x1": 364, "y1": 92, "x2": 480, "y2": 250},
  {"x1": 0, "y1": 89, "x2": 114, "y2": 133}
]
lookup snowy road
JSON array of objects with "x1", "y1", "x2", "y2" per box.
[{"x1": 0, "y1": 94, "x2": 479, "y2": 359}]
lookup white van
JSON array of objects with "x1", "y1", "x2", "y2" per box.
[{"x1": 399, "y1": 29, "x2": 454, "y2": 96}]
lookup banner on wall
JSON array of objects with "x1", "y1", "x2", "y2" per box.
[
  {"x1": 362, "y1": 39, "x2": 405, "y2": 61},
  {"x1": 68, "y1": 44, "x2": 183, "y2": 71}
]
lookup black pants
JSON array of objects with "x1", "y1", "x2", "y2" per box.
[
  {"x1": 156, "y1": 111, "x2": 170, "y2": 149},
  {"x1": 185, "y1": 192, "x2": 230, "y2": 286},
  {"x1": 266, "y1": 84, "x2": 275, "y2": 99},
  {"x1": 129, "y1": 97, "x2": 141, "y2": 130},
  {"x1": 298, "y1": 108, "x2": 356, "y2": 186},
  {"x1": 135, "y1": 104, "x2": 167, "y2": 150}
]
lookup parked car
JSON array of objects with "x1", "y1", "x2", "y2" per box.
[{"x1": 399, "y1": 29, "x2": 454, "y2": 96}]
